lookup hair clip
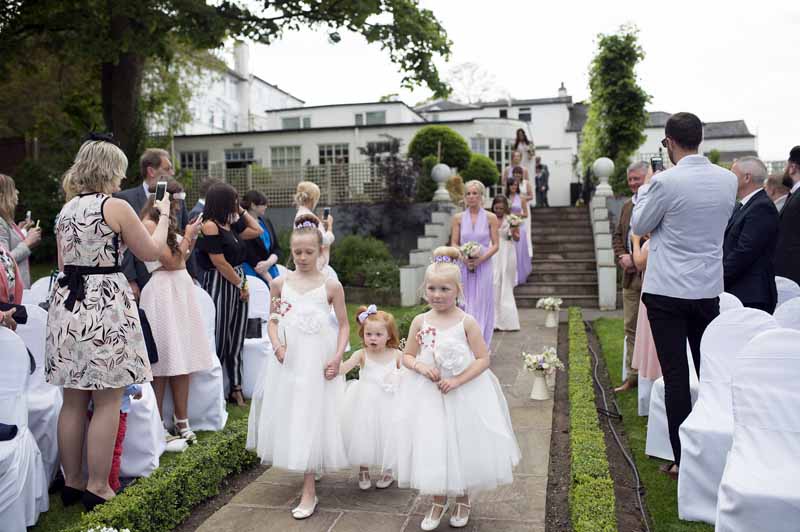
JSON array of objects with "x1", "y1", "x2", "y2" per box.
[
  {"x1": 85, "y1": 131, "x2": 120, "y2": 147},
  {"x1": 357, "y1": 304, "x2": 378, "y2": 324},
  {"x1": 294, "y1": 220, "x2": 316, "y2": 229}
]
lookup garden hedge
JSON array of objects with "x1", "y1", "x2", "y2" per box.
[
  {"x1": 461, "y1": 152, "x2": 500, "y2": 188},
  {"x1": 568, "y1": 307, "x2": 617, "y2": 531},
  {"x1": 66, "y1": 418, "x2": 258, "y2": 532}
]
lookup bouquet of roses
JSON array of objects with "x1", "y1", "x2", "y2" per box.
[
  {"x1": 527, "y1": 143, "x2": 536, "y2": 158},
  {"x1": 460, "y1": 241, "x2": 481, "y2": 272},
  {"x1": 521, "y1": 347, "x2": 564, "y2": 375},
  {"x1": 507, "y1": 214, "x2": 523, "y2": 228},
  {"x1": 536, "y1": 297, "x2": 563, "y2": 312}
]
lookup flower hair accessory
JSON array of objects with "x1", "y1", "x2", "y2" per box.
[
  {"x1": 358, "y1": 304, "x2": 378, "y2": 324},
  {"x1": 294, "y1": 220, "x2": 316, "y2": 229},
  {"x1": 433, "y1": 255, "x2": 459, "y2": 264}
]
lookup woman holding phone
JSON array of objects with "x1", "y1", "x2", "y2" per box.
[
  {"x1": 0, "y1": 173, "x2": 42, "y2": 288},
  {"x1": 293, "y1": 181, "x2": 337, "y2": 279}
]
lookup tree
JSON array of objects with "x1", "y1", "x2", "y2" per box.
[
  {"x1": 445, "y1": 62, "x2": 505, "y2": 104},
  {"x1": 1, "y1": 0, "x2": 452, "y2": 170},
  {"x1": 579, "y1": 25, "x2": 650, "y2": 196},
  {"x1": 461, "y1": 153, "x2": 500, "y2": 187},
  {"x1": 408, "y1": 125, "x2": 471, "y2": 170}
]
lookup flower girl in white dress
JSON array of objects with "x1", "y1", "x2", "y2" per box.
[
  {"x1": 247, "y1": 214, "x2": 350, "y2": 520},
  {"x1": 339, "y1": 304, "x2": 403, "y2": 490},
  {"x1": 396, "y1": 246, "x2": 520, "y2": 530},
  {"x1": 491, "y1": 195, "x2": 520, "y2": 331}
]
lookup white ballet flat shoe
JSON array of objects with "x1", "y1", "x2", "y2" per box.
[
  {"x1": 375, "y1": 471, "x2": 394, "y2": 489},
  {"x1": 358, "y1": 470, "x2": 372, "y2": 490},
  {"x1": 291, "y1": 496, "x2": 318, "y2": 520},
  {"x1": 449, "y1": 502, "x2": 471, "y2": 528},
  {"x1": 420, "y1": 501, "x2": 449, "y2": 531}
]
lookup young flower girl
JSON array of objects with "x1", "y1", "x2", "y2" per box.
[
  {"x1": 247, "y1": 214, "x2": 350, "y2": 520},
  {"x1": 339, "y1": 304, "x2": 403, "y2": 490},
  {"x1": 395, "y1": 246, "x2": 520, "y2": 530}
]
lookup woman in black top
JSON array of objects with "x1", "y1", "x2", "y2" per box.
[{"x1": 196, "y1": 182, "x2": 262, "y2": 406}]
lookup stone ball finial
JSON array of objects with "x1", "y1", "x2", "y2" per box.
[
  {"x1": 431, "y1": 163, "x2": 452, "y2": 184},
  {"x1": 592, "y1": 157, "x2": 615, "y2": 179}
]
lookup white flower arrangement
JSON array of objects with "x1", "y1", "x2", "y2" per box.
[
  {"x1": 460, "y1": 241, "x2": 482, "y2": 272},
  {"x1": 521, "y1": 347, "x2": 564, "y2": 375},
  {"x1": 85, "y1": 528, "x2": 131, "y2": 532},
  {"x1": 507, "y1": 214, "x2": 523, "y2": 228},
  {"x1": 536, "y1": 297, "x2": 563, "y2": 312}
]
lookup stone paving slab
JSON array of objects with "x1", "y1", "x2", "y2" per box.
[{"x1": 196, "y1": 308, "x2": 556, "y2": 532}]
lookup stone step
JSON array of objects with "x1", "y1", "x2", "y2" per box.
[
  {"x1": 530, "y1": 224, "x2": 593, "y2": 234},
  {"x1": 534, "y1": 241, "x2": 596, "y2": 252},
  {"x1": 532, "y1": 234, "x2": 594, "y2": 243},
  {"x1": 531, "y1": 215, "x2": 591, "y2": 223},
  {"x1": 430, "y1": 211, "x2": 450, "y2": 225},
  {"x1": 416, "y1": 235, "x2": 437, "y2": 251},
  {"x1": 532, "y1": 259, "x2": 597, "y2": 272},
  {"x1": 424, "y1": 222, "x2": 445, "y2": 238},
  {"x1": 515, "y1": 281, "x2": 598, "y2": 296},
  {"x1": 408, "y1": 249, "x2": 432, "y2": 267},
  {"x1": 534, "y1": 250, "x2": 597, "y2": 260},
  {"x1": 529, "y1": 271, "x2": 598, "y2": 283},
  {"x1": 516, "y1": 294, "x2": 599, "y2": 308}
]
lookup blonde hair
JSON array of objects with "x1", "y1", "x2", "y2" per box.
[
  {"x1": 0, "y1": 174, "x2": 17, "y2": 222},
  {"x1": 464, "y1": 179, "x2": 485, "y2": 197},
  {"x1": 291, "y1": 213, "x2": 323, "y2": 247},
  {"x1": 354, "y1": 305, "x2": 400, "y2": 349},
  {"x1": 421, "y1": 246, "x2": 464, "y2": 301},
  {"x1": 294, "y1": 181, "x2": 321, "y2": 209},
  {"x1": 62, "y1": 140, "x2": 128, "y2": 198}
]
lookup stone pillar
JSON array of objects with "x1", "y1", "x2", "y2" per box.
[{"x1": 591, "y1": 158, "x2": 617, "y2": 310}]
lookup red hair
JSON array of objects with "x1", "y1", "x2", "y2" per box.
[{"x1": 354, "y1": 305, "x2": 400, "y2": 349}]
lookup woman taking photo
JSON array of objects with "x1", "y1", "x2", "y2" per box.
[
  {"x1": 451, "y1": 180, "x2": 499, "y2": 346},
  {"x1": 139, "y1": 179, "x2": 213, "y2": 443},
  {"x1": 241, "y1": 190, "x2": 282, "y2": 286},
  {"x1": 0, "y1": 173, "x2": 42, "y2": 288},
  {"x1": 46, "y1": 137, "x2": 170, "y2": 510},
  {"x1": 294, "y1": 181, "x2": 336, "y2": 278},
  {"x1": 196, "y1": 182, "x2": 262, "y2": 407}
]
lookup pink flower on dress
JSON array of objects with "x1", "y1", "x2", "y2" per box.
[{"x1": 415, "y1": 326, "x2": 437, "y2": 350}]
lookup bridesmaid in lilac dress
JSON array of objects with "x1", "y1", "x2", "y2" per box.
[
  {"x1": 507, "y1": 175, "x2": 532, "y2": 285},
  {"x1": 451, "y1": 180, "x2": 499, "y2": 346}
]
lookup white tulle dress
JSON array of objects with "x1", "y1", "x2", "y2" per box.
[
  {"x1": 341, "y1": 351, "x2": 402, "y2": 468},
  {"x1": 494, "y1": 218, "x2": 520, "y2": 331},
  {"x1": 247, "y1": 279, "x2": 349, "y2": 473},
  {"x1": 391, "y1": 314, "x2": 520, "y2": 495}
]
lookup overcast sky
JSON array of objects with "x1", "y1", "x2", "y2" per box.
[{"x1": 247, "y1": 0, "x2": 798, "y2": 160}]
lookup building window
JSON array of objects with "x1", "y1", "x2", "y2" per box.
[
  {"x1": 470, "y1": 137, "x2": 487, "y2": 155},
  {"x1": 179, "y1": 151, "x2": 209, "y2": 171},
  {"x1": 282, "y1": 116, "x2": 301, "y2": 129},
  {"x1": 270, "y1": 146, "x2": 301, "y2": 168},
  {"x1": 488, "y1": 138, "x2": 505, "y2": 171},
  {"x1": 499, "y1": 109, "x2": 508, "y2": 118},
  {"x1": 224, "y1": 148, "x2": 255, "y2": 168},
  {"x1": 432, "y1": 113, "x2": 440, "y2": 122},
  {"x1": 366, "y1": 141, "x2": 394, "y2": 162},
  {"x1": 355, "y1": 113, "x2": 364, "y2": 126},
  {"x1": 519, "y1": 107, "x2": 531, "y2": 122},
  {"x1": 318, "y1": 143, "x2": 349, "y2": 165},
  {"x1": 365, "y1": 111, "x2": 386, "y2": 125},
  {"x1": 302, "y1": 116, "x2": 311, "y2": 129}
]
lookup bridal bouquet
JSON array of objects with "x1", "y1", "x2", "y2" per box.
[
  {"x1": 460, "y1": 241, "x2": 481, "y2": 272},
  {"x1": 521, "y1": 347, "x2": 564, "y2": 375},
  {"x1": 527, "y1": 143, "x2": 536, "y2": 158},
  {"x1": 536, "y1": 297, "x2": 562, "y2": 312},
  {"x1": 507, "y1": 214, "x2": 523, "y2": 228}
]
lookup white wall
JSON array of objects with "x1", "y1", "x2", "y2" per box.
[
  {"x1": 264, "y1": 103, "x2": 424, "y2": 130},
  {"x1": 637, "y1": 127, "x2": 756, "y2": 159}
]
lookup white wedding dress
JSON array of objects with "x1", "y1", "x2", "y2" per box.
[{"x1": 494, "y1": 218, "x2": 520, "y2": 331}]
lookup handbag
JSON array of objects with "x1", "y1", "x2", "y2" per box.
[
  {"x1": 245, "y1": 318, "x2": 263, "y2": 339},
  {"x1": 138, "y1": 308, "x2": 159, "y2": 364},
  {"x1": 0, "y1": 302, "x2": 27, "y2": 324}
]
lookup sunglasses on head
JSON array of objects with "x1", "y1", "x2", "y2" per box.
[{"x1": 661, "y1": 137, "x2": 669, "y2": 148}]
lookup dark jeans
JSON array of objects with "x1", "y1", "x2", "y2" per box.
[
  {"x1": 743, "y1": 300, "x2": 775, "y2": 314},
  {"x1": 642, "y1": 292, "x2": 720, "y2": 465},
  {"x1": 535, "y1": 189, "x2": 549, "y2": 207}
]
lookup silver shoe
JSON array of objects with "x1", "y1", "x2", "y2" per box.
[
  {"x1": 292, "y1": 496, "x2": 318, "y2": 520},
  {"x1": 420, "y1": 501, "x2": 448, "y2": 531}
]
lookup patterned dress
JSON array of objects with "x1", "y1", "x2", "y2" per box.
[{"x1": 46, "y1": 193, "x2": 152, "y2": 390}]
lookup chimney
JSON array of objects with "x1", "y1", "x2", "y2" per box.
[
  {"x1": 234, "y1": 41, "x2": 251, "y2": 130},
  {"x1": 234, "y1": 41, "x2": 250, "y2": 79},
  {"x1": 558, "y1": 82, "x2": 568, "y2": 98}
]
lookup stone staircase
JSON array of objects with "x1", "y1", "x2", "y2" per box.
[
  {"x1": 514, "y1": 206, "x2": 599, "y2": 308},
  {"x1": 400, "y1": 204, "x2": 456, "y2": 306}
]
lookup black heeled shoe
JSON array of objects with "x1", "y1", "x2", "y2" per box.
[
  {"x1": 60, "y1": 485, "x2": 83, "y2": 507},
  {"x1": 81, "y1": 490, "x2": 109, "y2": 512}
]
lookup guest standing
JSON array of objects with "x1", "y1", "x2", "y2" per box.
[
  {"x1": 0, "y1": 245, "x2": 23, "y2": 328},
  {"x1": 294, "y1": 181, "x2": 337, "y2": 278},
  {"x1": 723, "y1": 157, "x2": 779, "y2": 313},
  {"x1": 631, "y1": 112, "x2": 737, "y2": 477},
  {"x1": 774, "y1": 146, "x2": 800, "y2": 284},
  {"x1": 765, "y1": 175, "x2": 789, "y2": 212},
  {"x1": 451, "y1": 180, "x2": 499, "y2": 346},
  {"x1": 506, "y1": 173, "x2": 532, "y2": 285},
  {"x1": 0, "y1": 173, "x2": 42, "y2": 288},
  {"x1": 196, "y1": 182, "x2": 262, "y2": 407},
  {"x1": 612, "y1": 161, "x2": 648, "y2": 393},
  {"x1": 491, "y1": 196, "x2": 520, "y2": 331},
  {"x1": 512, "y1": 128, "x2": 535, "y2": 177},
  {"x1": 139, "y1": 179, "x2": 214, "y2": 443},
  {"x1": 534, "y1": 163, "x2": 549, "y2": 208},
  {"x1": 630, "y1": 234, "x2": 661, "y2": 381},
  {"x1": 47, "y1": 137, "x2": 171, "y2": 509},
  {"x1": 241, "y1": 190, "x2": 282, "y2": 286}
]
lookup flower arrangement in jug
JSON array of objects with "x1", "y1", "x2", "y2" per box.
[
  {"x1": 536, "y1": 297, "x2": 563, "y2": 312},
  {"x1": 521, "y1": 347, "x2": 564, "y2": 375},
  {"x1": 459, "y1": 241, "x2": 481, "y2": 272}
]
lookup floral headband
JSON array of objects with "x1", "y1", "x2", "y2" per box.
[
  {"x1": 357, "y1": 304, "x2": 378, "y2": 324},
  {"x1": 433, "y1": 255, "x2": 459, "y2": 264},
  {"x1": 294, "y1": 220, "x2": 317, "y2": 229}
]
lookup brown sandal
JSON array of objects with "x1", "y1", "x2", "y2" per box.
[{"x1": 659, "y1": 462, "x2": 679, "y2": 480}]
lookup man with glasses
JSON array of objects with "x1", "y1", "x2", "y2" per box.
[{"x1": 631, "y1": 112, "x2": 738, "y2": 479}]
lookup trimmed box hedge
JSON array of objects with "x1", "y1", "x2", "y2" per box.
[
  {"x1": 568, "y1": 307, "x2": 617, "y2": 531},
  {"x1": 65, "y1": 418, "x2": 258, "y2": 532}
]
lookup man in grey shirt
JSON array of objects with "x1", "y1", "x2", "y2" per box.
[{"x1": 631, "y1": 112, "x2": 737, "y2": 478}]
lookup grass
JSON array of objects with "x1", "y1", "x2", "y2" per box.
[{"x1": 593, "y1": 318, "x2": 713, "y2": 532}]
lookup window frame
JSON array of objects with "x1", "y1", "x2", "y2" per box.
[{"x1": 318, "y1": 143, "x2": 350, "y2": 165}]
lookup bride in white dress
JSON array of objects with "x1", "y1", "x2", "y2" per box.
[{"x1": 491, "y1": 196, "x2": 520, "y2": 331}]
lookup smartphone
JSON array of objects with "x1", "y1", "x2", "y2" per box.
[
  {"x1": 25, "y1": 210, "x2": 31, "y2": 223},
  {"x1": 155, "y1": 181, "x2": 168, "y2": 201},
  {"x1": 35, "y1": 220, "x2": 40, "y2": 229},
  {"x1": 323, "y1": 207, "x2": 331, "y2": 220},
  {"x1": 650, "y1": 157, "x2": 664, "y2": 173}
]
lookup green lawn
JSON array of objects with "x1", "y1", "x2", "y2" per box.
[{"x1": 593, "y1": 318, "x2": 713, "y2": 532}]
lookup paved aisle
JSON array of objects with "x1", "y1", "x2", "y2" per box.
[{"x1": 197, "y1": 308, "x2": 556, "y2": 532}]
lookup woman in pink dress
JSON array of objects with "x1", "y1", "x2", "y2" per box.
[{"x1": 631, "y1": 234, "x2": 661, "y2": 380}]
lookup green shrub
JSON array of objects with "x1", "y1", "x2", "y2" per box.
[
  {"x1": 568, "y1": 307, "x2": 618, "y2": 532},
  {"x1": 331, "y1": 235, "x2": 398, "y2": 291},
  {"x1": 277, "y1": 229, "x2": 292, "y2": 267},
  {"x1": 65, "y1": 418, "x2": 258, "y2": 532},
  {"x1": 461, "y1": 153, "x2": 500, "y2": 187},
  {"x1": 363, "y1": 259, "x2": 400, "y2": 292},
  {"x1": 13, "y1": 160, "x2": 64, "y2": 263},
  {"x1": 408, "y1": 125, "x2": 471, "y2": 172},
  {"x1": 416, "y1": 154, "x2": 440, "y2": 202}
]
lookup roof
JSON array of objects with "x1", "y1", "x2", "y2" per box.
[
  {"x1": 415, "y1": 96, "x2": 573, "y2": 113},
  {"x1": 251, "y1": 75, "x2": 305, "y2": 104},
  {"x1": 703, "y1": 120, "x2": 754, "y2": 139},
  {"x1": 263, "y1": 100, "x2": 427, "y2": 121},
  {"x1": 647, "y1": 112, "x2": 671, "y2": 128},
  {"x1": 415, "y1": 99, "x2": 478, "y2": 112}
]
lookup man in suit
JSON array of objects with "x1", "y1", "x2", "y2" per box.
[
  {"x1": 723, "y1": 157, "x2": 779, "y2": 312},
  {"x1": 765, "y1": 175, "x2": 790, "y2": 212},
  {"x1": 612, "y1": 160, "x2": 648, "y2": 393},
  {"x1": 534, "y1": 163, "x2": 549, "y2": 207},
  {"x1": 115, "y1": 148, "x2": 187, "y2": 298},
  {"x1": 631, "y1": 112, "x2": 737, "y2": 477},
  {"x1": 774, "y1": 146, "x2": 800, "y2": 284}
]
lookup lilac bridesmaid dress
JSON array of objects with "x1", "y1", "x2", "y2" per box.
[
  {"x1": 459, "y1": 208, "x2": 495, "y2": 346},
  {"x1": 511, "y1": 194, "x2": 532, "y2": 285}
]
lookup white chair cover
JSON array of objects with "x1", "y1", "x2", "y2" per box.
[
  {"x1": 775, "y1": 276, "x2": 800, "y2": 309},
  {"x1": 715, "y1": 329, "x2": 800, "y2": 532},
  {"x1": 119, "y1": 382, "x2": 165, "y2": 478},
  {"x1": 16, "y1": 305, "x2": 62, "y2": 483},
  {"x1": 621, "y1": 335, "x2": 628, "y2": 383},
  {"x1": 719, "y1": 292, "x2": 743, "y2": 313},
  {"x1": 677, "y1": 309, "x2": 779, "y2": 524},
  {"x1": 242, "y1": 276, "x2": 272, "y2": 399},
  {"x1": 645, "y1": 341, "x2": 699, "y2": 460},
  {"x1": 25, "y1": 276, "x2": 53, "y2": 306},
  {"x1": 774, "y1": 298, "x2": 800, "y2": 330},
  {"x1": 638, "y1": 375, "x2": 654, "y2": 416},
  {"x1": 161, "y1": 286, "x2": 228, "y2": 431},
  {"x1": 0, "y1": 328, "x2": 48, "y2": 528}
]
